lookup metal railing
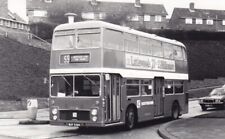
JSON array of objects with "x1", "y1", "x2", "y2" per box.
[{"x1": 0, "y1": 27, "x2": 51, "y2": 50}]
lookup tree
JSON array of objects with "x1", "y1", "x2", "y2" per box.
[{"x1": 48, "y1": 0, "x2": 84, "y2": 24}]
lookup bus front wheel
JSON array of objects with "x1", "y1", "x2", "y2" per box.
[
  {"x1": 125, "y1": 106, "x2": 136, "y2": 130},
  {"x1": 171, "y1": 102, "x2": 180, "y2": 120}
]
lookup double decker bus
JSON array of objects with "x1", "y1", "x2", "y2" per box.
[{"x1": 49, "y1": 21, "x2": 188, "y2": 129}]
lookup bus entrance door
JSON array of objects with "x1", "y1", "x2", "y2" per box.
[
  {"x1": 154, "y1": 77, "x2": 164, "y2": 117},
  {"x1": 106, "y1": 74, "x2": 121, "y2": 122}
]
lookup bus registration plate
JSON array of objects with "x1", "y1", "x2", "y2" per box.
[
  {"x1": 72, "y1": 112, "x2": 77, "y2": 118},
  {"x1": 68, "y1": 123, "x2": 80, "y2": 127}
]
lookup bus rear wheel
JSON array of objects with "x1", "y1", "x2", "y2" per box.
[
  {"x1": 171, "y1": 102, "x2": 180, "y2": 120},
  {"x1": 125, "y1": 106, "x2": 136, "y2": 130}
]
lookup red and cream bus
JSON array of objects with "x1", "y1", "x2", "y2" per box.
[{"x1": 49, "y1": 21, "x2": 188, "y2": 129}]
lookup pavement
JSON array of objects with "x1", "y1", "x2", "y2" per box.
[{"x1": 158, "y1": 109, "x2": 225, "y2": 139}]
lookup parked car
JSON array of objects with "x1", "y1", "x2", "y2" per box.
[{"x1": 199, "y1": 88, "x2": 225, "y2": 111}]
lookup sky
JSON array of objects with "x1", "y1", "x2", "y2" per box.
[
  {"x1": 7, "y1": 0, "x2": 225, "y2": 21},
  {"x1": 8, "y1": 0, "x2": 27, "y2": 21}
]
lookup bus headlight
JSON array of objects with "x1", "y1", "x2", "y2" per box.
[
  {"x1": 91, "y1": 109, "x2": 98, "y2": 116},
  {"x1": 52, "y1": 108, "x2": 58, "y2": 115},
  {"x1": 53, "y1": 115, "x2": 58, "y2": 120},
  {"x1": 92, "y1": 116, "x2": 97, "y2": 122}
]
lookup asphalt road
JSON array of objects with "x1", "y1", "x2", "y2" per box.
[{"x1": 0, "y1": 100, "x2": 211, "y2": 139}]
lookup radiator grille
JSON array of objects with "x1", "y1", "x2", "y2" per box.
[{"x1": 59, "y1": 110, "x2": 90, "y2": 121}]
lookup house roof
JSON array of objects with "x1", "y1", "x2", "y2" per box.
[
  {"x1": 90, "y1": 2, "x2": 168, "y2": 16},
  {"x1": 172, "y1": 8, "x2": 225, "y2": 20},
  {"x1": 27, "y1": 0, "x2": 168, "y2": 16}
]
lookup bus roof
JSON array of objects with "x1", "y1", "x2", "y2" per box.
[{"x1": 54, "y1": 20, "x2": 185, "y2": 48}]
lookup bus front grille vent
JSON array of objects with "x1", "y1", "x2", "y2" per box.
[{"x1": 59, "y1": 110, "x2": 90, "y2": 121}]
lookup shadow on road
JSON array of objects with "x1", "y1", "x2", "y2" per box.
[
  {"x1": 59, "y1": 117, "x2": 172, "y2": 135},
  {"x1": 195, "y1": 109, "x2": 225, "y2": 118}
]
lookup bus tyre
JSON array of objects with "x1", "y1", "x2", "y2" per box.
[
  {"x1": 125, "y1": 106, "x2": 136, "y2": 130},
  {"x1": 171, "y1": 102, "x2": 180, "y2": 120}
]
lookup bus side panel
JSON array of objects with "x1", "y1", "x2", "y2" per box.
[
  {"x1": 138, "y1": 96, "x2": 155, "y2": 122},
  {"x1": 175, "y1": 60, "x2": 188, "y2": 73},
  {"x1": 124, "y1": 96, "x2": 155, "y2": 123},
  {"x1": 163, "y1": 94, "x2": 188, "y2": 117},
  {"x1": 103, "y1": 49, "x2": 124, "y2": 68}
]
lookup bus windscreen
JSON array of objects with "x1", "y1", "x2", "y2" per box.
[{"x1": 51, "y1": 75, "x2": 100, "y2": 97}]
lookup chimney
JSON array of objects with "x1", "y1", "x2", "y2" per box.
[
  {"x1": 134, "y1": 0, "x2": 141, "y2": 7},
  {"x1": 65, "y1": 13, "x2": 77, "y2": 23},
  {"x1": 189, "y1": 2, "x2": 195, "y2": 10},
  {"x1": 91, "y1": 0, "x2": 97, "y2": 6}
]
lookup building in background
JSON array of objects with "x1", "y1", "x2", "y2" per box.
[
  {"x1": 0, "y1": 0, "x2": 29, "y2": 32},
  {"x1": 169, "y1": 3, "x2": 225, "y2": 32},
  {"x1": 27, "y1": 0, "x2": 168, "y2": 30}
]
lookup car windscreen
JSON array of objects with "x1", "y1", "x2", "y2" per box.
[{"x1": 209, "y1": 88, "x2": 225, "y2": 96}]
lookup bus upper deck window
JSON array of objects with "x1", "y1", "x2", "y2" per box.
[
  {"x1": 52, "y1": 30, "x2": 75, "y2": 50},
  {"x1": 77, "y1": 28, "x2": 101, "y2": 49}
]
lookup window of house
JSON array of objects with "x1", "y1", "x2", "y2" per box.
[
  {"x1": 33, "y1": 10, "x2": 47, "y2": 17},
  {"x1": 81, "y1": 12, "x2": 95, "y2": 20},
  {"x1": 44, "y1": 0, "x2": 52, "y2": 3},
  {"x1": 185, "y1": 18, "x2": 192, "y2": 24},
  {"x1": 126, "y1": 79, "x2": 140, "y2": 96},
  {"x1": 196, "y1": 18, "x2": 203, "y2": 24},
  {"x1": 165, "y1": 81, "x2": 173, "y2": 94},
  {"x1": 130, "y1": 15, "x2": 139, "y2": 21},
  {"x1": 206, "y1": 19, "x2": 213, "y2": 25},
  {"x1": 155, "y1": 15, "x2": 162, "y2": 22},
  {"x1": 144, "y1": 15, "x2": 150, "y2": 21},
  {"x1": 222, "y1": 20, "x2": 225, "y2": 25}
]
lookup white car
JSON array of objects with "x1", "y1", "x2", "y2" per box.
[{"x1": 199, "y1": 88, "x2": 225, "y2": 111}]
